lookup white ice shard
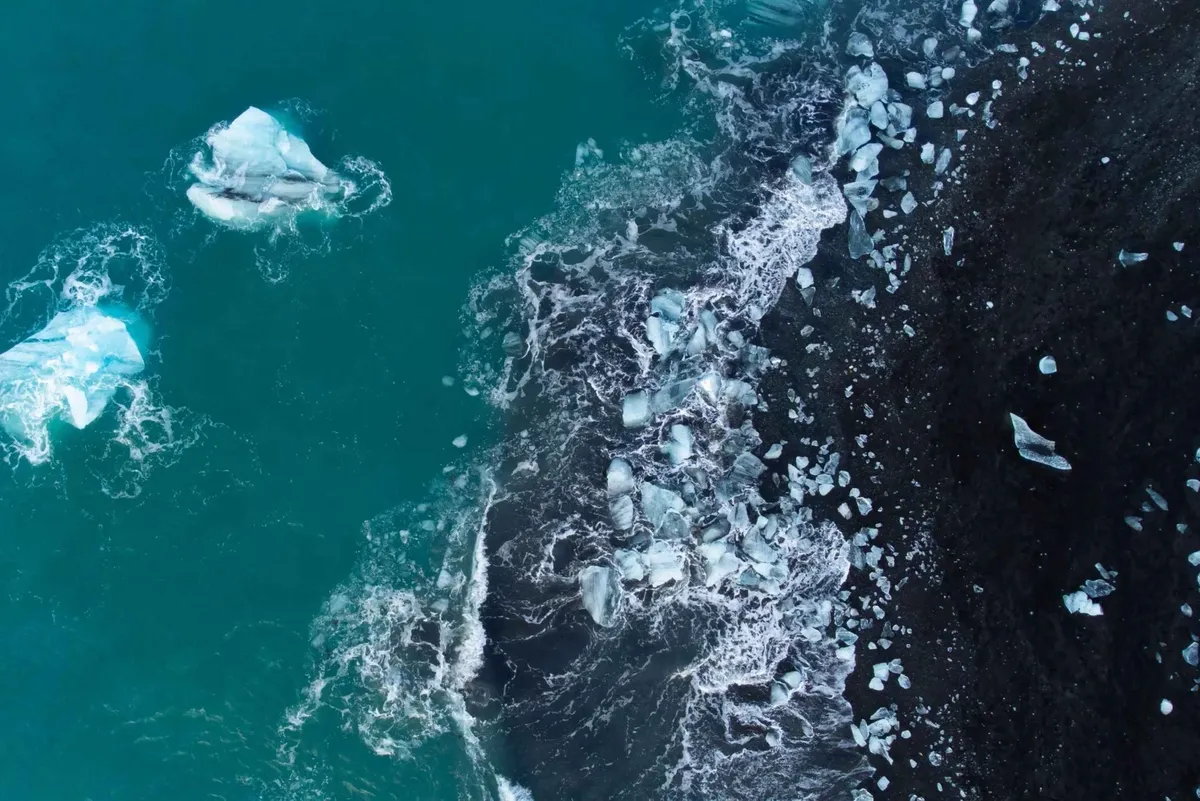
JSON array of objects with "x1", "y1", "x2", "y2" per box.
[
  {"x1": 1009, "y1": 413, "x2": 1072, "y2": 470},
  {"x1": 847, "y1": 63, "x2": 889, "y2": 108},
  {"x1": 846, "y1": 32, "x2": 875, "y2": 58},
  {"x1": 905, "y1": 72, "x2": 927, "y2": 90},
  {"x1": 1117, "y1": 249, "x2": 1148, "y2": 267},
  {"x1": 850, "y1": 143, "x2": 884, "y2": 175},
  {"x1": 837, "y1": 107, "x2": 873, "y2": 156},
  {"x1": 579, "y1": 566, "x2": 621, "y2": 628},
  {"x1": 641, "y1": 482, "x2": 687, "y2": 536},
  {"x1": 187, "y1": 107, "x2": 347, "y2": 229},
  {"x1": 609, "y1": 495, "x2": 635, "y2": 531},
  {"x1": 843, "y1": 178, "x2": 878, "y2": 216},
  {"x1": 943, "y1": 226, "x2": 956, "y2": 255},
  {"x1": 900, "y1": 192, "x2": 918, "y2": 214},
  {"x1": 1184, "y1": 642, "x2": 1198, "y2": 667},
  {"x1": 927, "y1": 101, "x2": 945, "y2": 119},
  {"x1": 960, "y1": 0, "x2": 978, "y2": 26},
  {"x1": 1038, "y1": 355, "x2": 1057, "y2": 374},
  {"x1": 1063, "y1": 591, "x2": 1102, "y2": 616},
  {"x1": 0, "y1": 307, "x2": 145, "y2": 454}
]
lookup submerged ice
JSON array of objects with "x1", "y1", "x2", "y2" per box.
[
  {"x1": 187, "y1": 107, "x2": 348, "y2": 228},
  {"x1": 0, "y1": 307, "x2": 145, "y2": 459}
]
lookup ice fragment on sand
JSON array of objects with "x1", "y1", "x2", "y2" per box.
[
  {"x1": 731, "y1": 452, "x2": 767, "y2": 485},
  {"x1": 887, "y1": 102, "x2": 913, "y2": 130},
  {"x1": 579, "y1": 566, "x2": 621, "y2": 627},
  {"x1": 850, "y1": 143, "x2": 884, "y2": 175},
  {"x1": 1038, "y1": 355, "x2": 1057, "y2": 374},
  {"x1": 1064, "y1": 591, "x2": 1102, "y2": 616},
  {"x1": 1017, "y1": 57, "x2": 1030, "y2": 80},
  {"x1": 1183, "y1": 642, "x2": 1198, "y2": 666},
  {"x1": 847, "y1": 63, "x2": 890, "y2": 108},
  {"x1": 935, "y1": 148, "x2": 952, "y2": 174},
  {"x1": 966, "y1": 91, "x2": 980, "y2": 106},
  {"x1": 869, "y1": 101, "x2": 889, "y2": 130},
  {"x1": 622, "y1": 391, "x2": 651, "y2": 428},
  {"x1": 847, "y1": 32, "x2": 875, "y2": 57},
  {"x1": 1009, "y1": 413, "x2": 1071, "y2": 470},
  {"x1": 1160, "y1": 699, "x2": 1174, "y2": 715},
  {"x1": 927, "y1": 101, "x2": 945, "y2": 119},
  {"x1": 764, "y1": 443, "x2": 783, "y2": 460},
  {"x1": 1188, "y1": 479, "x2": 1200, "y2": 492},
  {"x1": 843, "y1": 179, "x2": 878, "y2": 217},
  {"x1": 0, "y1": 307, "x2": 146, "y2": 451},
  {"x1": 796, "y1": 267, "x2": 814, "y2": 290},
  {"x1": 943, "y1": 226, "x2": 955, "y2": 255},
  {"x1": 452, "y1": 435, "x2": 468, "y2": 448},
  {"x1": 1146, "y1": 487, "x2": 1168, "y2": 511},
  {"x1": 900, "y1": 192, "x2": 918, "y2": 215},
  {"x1": 1124, "y1": 516, "x2": 1143, "y2": 532},
  {"x1": 921, "y1": 143, "x2": 935, "y2": 164},
  {"x1": 1173, "y1": 241, "x2": 1185, "y2": 252},
  {"x1": 1117, "y1": 249, "x2": 1148, "y2": 267},
  {"x1": 838, "y1": 107, "x2": 873, "y2": 155},
  {"x1": 905, "y1": 72, "x2": 927, "y2": 90},
  {"x1": 849, "y1": 211, "x2": 874, "y2": 260},
  {"x1": 187, "y1": 107, "x2": 347, "y2": 229},
  {"x1": 988, "y1": 0, "x2": 1009, "y2": 13}
]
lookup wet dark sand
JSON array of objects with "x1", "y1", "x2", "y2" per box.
[{"x1": 760, "y1": 0, "x2": 1200, "y2": 796}]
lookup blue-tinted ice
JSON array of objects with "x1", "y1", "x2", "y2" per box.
[{"x1": 1009, "y1": 413, "x2": 1071, "y2": 470}]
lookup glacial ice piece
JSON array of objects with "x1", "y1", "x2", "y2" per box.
[
  {"x1": 1146, "y1": 487, "x2": 1168, "y2": 511},
  {"x1": 613, "y1": 549, "x2": 645, "y2": 582},
  {"x1": 1063, "y1": 591, "x2": 1102, "y2": 616},
  {"x1": 1082, "y1": 579, "x2": 1114, "y2": 599},
  {"x1": 943, "y1": 226, "x2": 955, "y2": 255},
  {"x1": 837, "y1": 107, "x2": 873, "y2": 155},
  {"x1": 960, "y1": 0, "x2": 978, "y2": 27},
  {"x1": 1173, "y1": 241, "x2": 1185, "y2": 252},
  {"x1": 869, "y1": 101, "x2": 889, "y2": 130},
  {"x1": 847, "y1": 32, "x2": 875, "y2": 58},
  {"x1": 0, "y1": 307, "x2": 145, "y2": 449},
  {"x1": 1160, "y1": 699, "x2": 1173, "y2": 715},
  {"x1": 607, "y1": 457, "x2": 635, "y2": 496},
  {"x1": 920, "y1": 143, "x2": 935, "y2": 164},
  {"x1": 642, "y1": 541, "x2": 685, "y2": 587},
  {"x1": 651, "y1": 377, "x2": 696, "y2": 414},
  {"x1": 901, "y1": 192, "x2": 918, "y2": 215},
  {"x1": 848, "y1": 211, "x2": 873, "y2": 260},
  {"x1": 662, "y1": 424, "x2": 694, "y2": 465},
  {"x1": 927, "y1": 101, "x2": 945, "y2": 119},
  {"x1": 622, "y1": 391, "x2": 651, "y2": 428},
  {"x1": 935, "y1": 148, "x2": 952, "y2": 174},
  {"x1": 641, "y1": 482, "x2": 688, "y2": 538},
  {"x1": 452, "y1": 434, "x2": 468, "y2": 448},
  {"x1": 741, "y1": 528, "x2": 779, "y2": 564},
  {"x1": 579, "y1": 566, "x2": 621, "y2": 628},
  {"x1": 1183, "y1": 642, "x2": 1198, "y2": 667},
  {"x1": 1038, "y1": 355, "x2": 1057, "y2": 374},
  {"x1": 187, "y1": 107, "x2": 346, "y2": 228},
  {"x1": 850, "y1": 144, "x2": 884, "y2": 175},
  {"x1": 843, "y1": 179, "x2": 878, "y2": 216},
  {"x1": 609, "y1": 495, "x2": 635, "y2": 531},
  {"x1": 650, "y1": 289, "x2": 686, "y2": 321},
  {"x1": 905, "y1": 72, "x2": 927, "y2": 90},
  {"x1": 646, "y1": 315, "x2": 672, "y2": 356},
  {"x1": 1009, "y1": 413, "x2": 1072, "y2": 470},
  {"x1": 731, "y1": 452, "x2": 767, "y2": 485},
  {"x1": 1117, "y1": 249, "x2": 1148, "y2": 267},
  {"x1": 847, "y1": 63, "x2": 889, "y2": 108}
]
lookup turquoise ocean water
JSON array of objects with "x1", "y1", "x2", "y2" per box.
[{"x1": 0, "y1": 1, "x2": 681, "y2": 798}]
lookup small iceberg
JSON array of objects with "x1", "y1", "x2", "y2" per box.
[
  {"x1": 1009, "y1": 413, "x2": 1071, "y2": 471},
  {"x1": 187, "y1": 107, "x2": 348, "y2": 229},
  {"x1": 0, "y1": 307, "x2": 145, "y2": 459}
]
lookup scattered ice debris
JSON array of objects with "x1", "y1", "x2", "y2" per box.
[
  {"x1": 899, "y1": 189, "x2": 918, "y2": 213},
  {"x1": 1125, "y1": 515, "x2": 1143, "y2": 532},
  {"x1": 622, "y1": 390, "x2": 651, "y2": 428},
  {"x1": 847, "y1": 63, "x2": 889, "y2": 108},
  {"x1": 1009, "y1": 413, "x2": 1071, "y2": 470},
  {"x1": 1038, "y1": 355, "x2": 1057, "y2": 375},
  {"x1": 943, "y1": 226, "x2": 955, "y2": 256},
  {"x1": 1118, "y1": 249, "x2": 1149, "y2": 267},
  {"x1": 452, "y1": 435, "x2": 468, "y2": 448},
  {"x1": 1174, "y1": 241, "x2": 1185, "y2": 252},
  {"x1": 1063, "y1": 591, "x2": 1103, "y2": 616},
  {"x1": 847, "y1": 32, "x2": 875, "y2": 58},
  {"x1": 579, "y1": 566, "x2": 621, "y2": 628},
  {"x1": 927, "y1": 101, "x2": 945, "y2": 120}
]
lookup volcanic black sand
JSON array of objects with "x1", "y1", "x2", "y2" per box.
[{"x1": 758, "y1": 0, "x2": 1200, "y2": 797}]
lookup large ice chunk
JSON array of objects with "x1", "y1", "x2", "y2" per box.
[
  {"x1": 187, "y1": 107, "x2": 346, "y2": 229},
  {"x1": 579, "y1": 566, "x2": 621, "y2": 627},
  {"x1": 846, "y1": 33, "x2": 875, "y2": 58},
  {"x1": 0, "y1": 307, "x2": 145, "y2": 453},
  {"x1": 1063, "y1": 590, "x2": 1103, "y2": 616},
  {"x1": 1009, "y1": 413, "x2": 1072, "y2": 470},
  {"x1": 641, "y1": 482, "x2": 688, "y2": 537},
  {"x1": 642, "y1": 541, "x2": 686, "y2": 587},
  {"x1": 847, "y1": 63, "x2": 889, "y2": 108}
]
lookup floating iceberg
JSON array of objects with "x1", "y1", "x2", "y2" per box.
[
  {"x1": 579, "y1": 566, "x2": 621, "y2": 628},
  {"x1": 0, "y1": 307, "x2": 145, "y2": 458},
  {"x1": 1009, "y1": 413, "x2": 1072, "y2": 471},
  {"x1": 187, "y1": 107, "x2": 348, "y2": 229}
]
